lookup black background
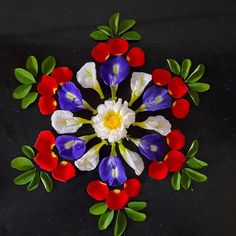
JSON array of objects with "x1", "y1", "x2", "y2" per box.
[{"x1": 0, "y1": 0, "x2": 236, "y2": 235}]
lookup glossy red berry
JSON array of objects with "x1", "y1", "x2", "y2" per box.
[
  {"x1": 126, "y1": 47, "x2": 145, "y2": 67},
  {"x1": 152, "y1": 68, "x2": 171, "y2": 86},
  {"x1": 168, "y1": 76, "x2": 188, "y2": 98},
  {"x1": 91, "y1": 42, "x2": 110, "y2": 63},
  {"x1": 166, "y1": 129, "x2": 185, "y2": 150},
  {"x1": 108, "y1": 38, "x2": 129, "y2": 56},
  {"x1": 148, "y1": 161, "x2": 168, "y2": 180},
  {"x1": 172, "y1": 99, "x2": 190, "y2": 119}
]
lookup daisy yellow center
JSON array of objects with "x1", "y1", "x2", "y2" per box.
[{"x1": 103, "y1": 111, "x2": 122, "y2": 129}]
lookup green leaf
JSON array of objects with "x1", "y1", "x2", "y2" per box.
[
  {"x1": 188, "y1": 90, "x2": 199, "y2": 106},
  {"x1": 185, "y1": 168, "x2": 208, "y2": 182},
  {"x1": 171, "y1": 172, "x2": 181, "y2": 191},
  {"x1": 181, "y1": 59, "x2": 192, "y2": 79},
  {"x1": 14, "y1": 68, "x2": 36, "y2": 84},
  {"x1": 12, "y1": 84, "x2": 32, "y2": 99},
  {"x1": 125, "y1": 208, "x2": 146, "y2": 222},
  {"x1": 109, "y1": 12, "x2": 119, "y2": 34},
  {"x1": 188, "y1": 83, "x2": 210, "y2": 93},
  {"x1": 26, "y1": 55, "x2": 38, "y2": 77},
  {"x1": 89, "y1": 202, "x2": 107, "y2": 215},
  {"x1": 98, "y1": 210, "x2": 114, "y2": 230},
  {"x1": 21, "y1": 92, "x2": 38, "y2": 109},
  {"x1": 186, "y1": 140, "x2": 199, "y2": 158},
  {"x1": 97, "y1": 25, "x2": 113, "y2": 36},
  {"x1": 167, "y1": 59, "x2": 181, "y2": 75},
  {"x1": 11, "y1": 157, "x2": 34, "y2": 170},
  {"x1": 41, "y1": 56, "x2": 56, "y2": 75},
  {"x1": 118, "y1": 19, "x2": 136, "y2": 35},
  {"x1": 13, "y1": 168, "x2": 36, "y2": 185},
  {"x1": 122, "y1": 31, "x2": 141, "y2": 40},
  {"x1": 185, "y1": 64, "x2": 205, "y2": 83},
  {"x1": 114, "y1": 211, "x2": 127, "y2": 236},
  {"x1": 128, "y1": 201, "x2": 147, "y2": 211},
  {"x1": 187, "y1": 157, "x2": 208, "y2": 169},
  {"x1": 22, "y1": 145, "x2": 35, "y2": 159},
  {"x1": 90, "y1": 31, "x2": 109, "y2": 40},
  {"x1": 181, "y1": 170, "x2": 191, "y2": 190},
  {"x1": 40, "y1": 172, "x2": 53, "y2": 192},
  {"x1": 27, "y1": 171, "x2": 40, "y2": 191}
]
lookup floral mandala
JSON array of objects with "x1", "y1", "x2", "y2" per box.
[{"x1": 11, "y1": 13, "x2": 210, "y2": 236}]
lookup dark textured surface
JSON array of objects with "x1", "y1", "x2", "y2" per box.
[{"x1": 0, "y1": 0, "x2": 236, "y2": 235}]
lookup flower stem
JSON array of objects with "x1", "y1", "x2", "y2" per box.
[
  {"x1": 128, "y1": 93, "x2": 137, "y2": 107},
  {"x1": 83, "y1": 99, "x2": 97, "y2": 114},
  {"x1": 135, "y1": 105, "x2": 145, "y2": 113},
  {"x1": 110, "y1": 85, "x2": 118, "y2": 101},
  {"x1": 110, "y1": 142, "x2": 117, "y2": 156},
  {"x1": 95, "y1": 140, "x2": 108, "y2": 152},
  {"x1": 95, "y1": 84, "x2": 105, "y2": 99},
  {"x1": 79, "y1": 133, "x2": 97, "y2": 142},
  {"x1": 132, "y1": 121, "x2": 144, "y2": 128},
  {"x1": 77, "y1": 117, "x2": 92, "y2": 125},
  {"x1": 128, "y1": 137, "x2": 140, "y2": 146}
]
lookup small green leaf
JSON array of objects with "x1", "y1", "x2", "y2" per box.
[
  {"x1": 109, "y1": 12, "x2": 119, "y2": 34},
  {"x1": 21, "y1": 92, "x2": 38, "y2": 109},
  {"x1": 181, "y1": 170, "x2": 191, "y2": 190},
  {"x1": 118, "y1": 19, "x2": 136, "y2": 35},
  {"x1": 22, "y1": 145, "x2": 35, "y2": 159},
  {"x1": 188, "y1": 83, "x2": 210, "y2": 93},
  {"x1": 89, "y1": 202, "x2": 107, "y2": 215},
  {"x1": 185, "y1": 168, "x2": 208, "y2": 182},
  {"x1": 13, "y1": 168, "x2": 36, "y2": 185},
  {"x1": 14, "y1": 68, "x2": 36, "y2": 84},
  {"x1": 11, "y1": 157, "x2": 34, "y2": 170},
  {"x1": 187, "y1": 157, "x2": 208, "y2": 169},
  {"x1": 26, "y1": 55, "x2": 38, "y2": 77},
  {"x1": 185, "y1": 64, "x2": 205, "y2": 83},
  {"x1": 97, "y1": 25, "x2": 113, "y2": 36},
  {"x1": 125, "y1": 208, "x2": 146, "y2": 222},
  {"x1": 40, "y1": 172, "x2": 53, "y2": 192},
  {"x1": 171, "y1": 172, "x2": 181, "y2": 191},
  {"x1": 188, "y1": 90, "x2": 200, "y2": 106},
  {"x1": 187, "y1": 140, "x2": 199, "y2": 158},
  {"x1": 41, "y1": 56, "x2": 56, "y2": 75},
  {"x1": 27, "y1": 171, "x2": 40, "y2": 191},
  {"x1": 98, "y1": 210, "x2": 114, "y2": 230},
  {"x1": 167, "y1": 59, "x2": 181, "y2": 75},
  {"x1": 122, "y1": 31, "x2": 141, "y2": 40},
  {"x1": 181, "y1": 59, "x2": 192, "y2": 79},
  {"x1": 12, "y1": 84, "x2": 32, "y2": 99},
  {"x1": 128, "y1": 201, "x2": 147, "y2": 211},
  {"x1": 90, "y1": 31, "x2": 109, "y2": 40},
  {"x1": 114, "y1": 211, "x2": 127, "y2": 236}
]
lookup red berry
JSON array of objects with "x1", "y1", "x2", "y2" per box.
[
  {"x1": 108, "y1": 38, "x2": 129, "y2": 56},
  {"x1": 166, "y1": 129, "x2": 185, "y2": 150},
  {"x1": 124, "y1": 178, "x2": 141, "y2": 197},
  {"x1": 37, "y1": 75, "x2": 58, "y2": 95},
  {"x1": 126, "y1": 47, "x2": 145, "y2": 67},
  {"x1": 172, "y1": 99, "x2": 190, "y2": 119},
  {"x1": 106, "y1": 189, "x2": 129, "y2": 210},
  {"x1": 148, "y1": 161, "x2": 168, "y2": 180},
  {"x1": 152, "y1": 68, "x2": 171, "y2": 86},
  {"x1": 168, "y1": 76, "x2": 188, "y2": 98},
  {"x1": 91, "y1": 42, "x2": 110, "y2": 63},
  {"x1": 51, "y1": 67, "x2": 73, "y2": 85},
  {"x1": 38, "y1": 96, "x2": 57, "y2": 115},
  {"x1": 34, "y1": 130, "x2": 55, "y2": 152},
  {"x1": 34, "y1": 151, "x2": 58, "y2": 171},
  {"x1": 87, "y1": 180, "x2": 109, "y2": 201},
  {"x1": 52, "y1": 161, "x2": 76, "y2": 182},
  {"x1": 164, "y1": 150, "x2": 186, "y2": 172}
]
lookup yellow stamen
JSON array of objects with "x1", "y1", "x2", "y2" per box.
[
  {"x1": 150, "y1": 145, "x2": 158, "y2": 152},
  {"x1": 61, "y1": 161, "x2": 68, "y2": 166},
  {"x1": 113, "y1": 189, "x2": 121, "y2": 193},
  {"x1": 103, "y1": 111, "x2": 122, "y2": 129}
]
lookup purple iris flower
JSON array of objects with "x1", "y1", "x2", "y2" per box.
[
  {"x1": 58, "y1": 82, "x2": 84, "y2": 112},
  {"x1": 142, "y1": 85, "x2": 172, "y2": 111},
  {"x1": 100, "y1": 56, "x2": 130, "y2": 87},
  {"x1": 138, "y1": 134, "x2": 166, "y2": 161},
  {"x1": 56, "y1": 135, "x2": 86, "y2": 160},
  {"x1": 99, "y1": 156, "x2": 127, "y2": 187}
]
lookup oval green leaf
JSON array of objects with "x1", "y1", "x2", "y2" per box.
[
  {"x1": 27, "y1": 171, "x2": 40, "y2": 191},
  {"x1": 167, "y1": 59, "x2": 180, "y2": 75},
  {"x1": 13, "y1": 168, "x2": 36, "y2": 185},
  {"x1": 97, "y1": 25, "x2": 113, "y2": 36},
  {"x1": 41, "y1": 56, "x2": 56, "y2": 75},
  {"x1": 40, "y1": 171, "x2": 53, "y2": 192},
  {"x1": 122, "y1": 31, "x2": 141, "y2": 40},
  {"x1": 21, "y1": 92, "x2": 38, "y2": 109},
  {"x1": 22, "y1": 145, "x2": 35, "y2": 159},
  {"x1": 11, "y1": 157, "x2": 34, "y2": 171},
  {"x1": 114, "y1": 211, "x2": 127, "y2": 236},
  {"x1": 188, "y1": 83, "x2": 210, "y2": 93},
  {"x1": 118, "y1": 19, "x2": 136, "y2": 35},
  {"x1": 181, "y1": 170, "x2": 191, "y2": 190},
  {"x1": 90, "y1": 31, "x2": 109, "y2": 40},
  {"x1": 109, "y1": 12, "x2": 119, "y2": 34},
  {"x1": 125, "y1": 208, "x2": 146, "y2": 222},
  {"x1": 185, "y1": 64, "x2": 205, "y2": 83},
  {"x1": 98, "y1": 210, "x2": 114, "y2": 230},
  {"x1": 12, "y1": 84, "x2": 32, "y2": 99},
  {"x1": 26, "y1": 55, "x2": 38, "y2": 77},
  {"x1": 188, "y1": 90, "x2": 199, "y2": 106},
  {"x1": 185, "y1": 168, "x2": 208, "y2": 182},
  {"x1": 171, "y1": 172, "x2": 181, "y2": 191},
  {"x1": 127, "y1": 201, "x2": 147, "y2": 211},
  {"x1": 14, "y1": 68, "x2": 36, "y2": 84},
  {"x1": 89, "y1": 202, "x2": 108, "y2": 215},
  {"x1": 181, "y1": 58, "x2": 192, "y2": 79},
  {"x1": 187, "y1": 140, "x2": 199, "y2": 158},
  {"x1": 187, "y1": 157, "x2": 208, "y2": 169}
]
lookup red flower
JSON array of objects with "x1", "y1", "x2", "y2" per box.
[
  {"x1": 106, "y1": 189, "x2": 129, "y2": 210},
  {"x1": 34, "y1": 150, "x2": 58, "y2": 171},
  {"x1": 168, "y1": 76, "x2": 188, "y2": 98},
  {"x1": 172, "y1": 99, "x2": 190, "y2": 119},
  {"x1": 152, "y1": 68, "x2": 171, "y2": 86},
  {"x1": 164, "y1": 150, "x2": 186, "y2": 172},
  {"x1": 38, "y1": 96, "x2": 57, "y2": 115},
  {"x1": 148, "y1": 161, "x2": 168, "y2": 180},
  {"x1": 37, "y1": 75, "x2": 58, "y2": 96},
  {"x1": 87, "y1": 180, "x2": 109, "y2": 201},
  {"x1": 51, "y1": 67, "x2": 73, "y2": 85},
  {"x1": 91, "y1": 42, "x2": 110, "y2": 63},
  {"x1": 124, "y1": 178, "x2": 141, "y2": 197},
  {"x1": 34, "y1": 130, "x2": 55, "y2": 152},
  {"x1": 108, "y1": 38, "x2": 129, "y2": 56},
  {"x1": 126, "y1": 47, "x2": 145, "y2": 67},
  {"x1": 52, "y1": 161, "x2": 76, "y2": 182},
  {"x1": 166, "y1": 129, "x2": 185, "y2": 150}
]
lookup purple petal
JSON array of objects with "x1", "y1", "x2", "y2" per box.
[
  {"x1": 99, "y1": 156, "x2": 127, "y2": 187},
  {"x1": 58, "y1": 82, "x2": 84, "y2": 112},
  {"x1": 100, "y1": 56, "x2": 130, "y2": 87}
]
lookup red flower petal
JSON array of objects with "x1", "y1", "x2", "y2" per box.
[
  {"x1": 38, "y1": 96, "x2": 57, "y2": 115},
  {"x1": 172, "y1": 99, "x2": 190, "y2": 119},
  {"x1": 148, "y1": 161, "x2": 168, "y2": 180},
  {"x1": 106, "y1": 189, "x2": 129, "y2": 210},
  {"x1": 87, "y1": 180, "x2": 109, "y2": 201},
  {"x1": 168, "y1": 76, "x2": 189, "y2": 98},
  {"x1": 126, "y1": 47, "x2": 145, "y2": 67},
  {"x1": 34, "y1": 151, "x2": 58, "y2": 171},
  {"x1": 51, "y1": 67, "x2": 73, "y2": 85},
  {"x1": 152, "y1": 68, "x2": 171, "y2": 86},
  {"x1": 124, "y1": 178, "x2": 141, "y2": 197},
  {"x1": 52, "y1": 161, "x2": 76, "y2": 182},
  {"x1": 164, "y1": 150, "x2": 186, "y2": 172},
  {"x1": 37, "y1": 75, "x2": 58, "y2": 96},
  {"x1": 108, "y1": 38, "x2": 129, "y2": 56},
  {"x1": 34, "y1": 130, "x2": 55, "y2": 152},
  {"x1": 91, "y1": 43, "x2": 110, "y2": 63},
  {"x1": 166, "y1": 129, "x2": 185, "y2": 150}
]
